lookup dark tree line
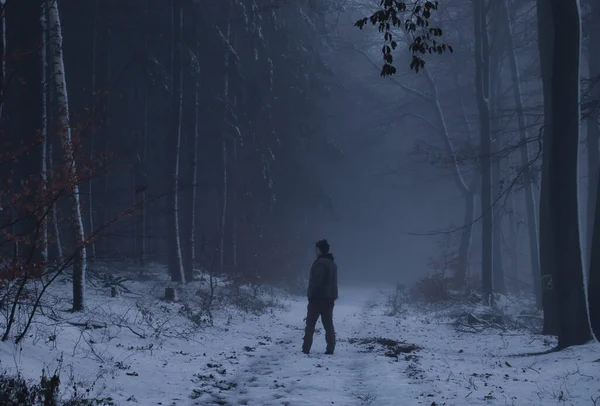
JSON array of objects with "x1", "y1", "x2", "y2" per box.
[{"x1": 0, "y1": 0, "x2": 338, "y2": 310}]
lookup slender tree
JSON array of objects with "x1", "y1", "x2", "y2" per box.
[
  {"x1": 219, "y1": 15, "x2": 232, "y2": 271},
  {"x1": 501, "y1": 0, "x2": 542, "y2": 306},
  {"x1": 48, "y1": 0, "x2": 87, "y2": 311},
  {"x1": 167, "y1": 0, "x2": 185, "y2": 283},
  {"x1": 41, "y1": 0, "x2": 49, "y2": 264},
  {"x1": 474, "y1": 0, "x2": 494, "y2": 304}
]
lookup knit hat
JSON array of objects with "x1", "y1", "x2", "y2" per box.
[{"x1": 316, "y1": 239, "x2": 330, "y2": 254}]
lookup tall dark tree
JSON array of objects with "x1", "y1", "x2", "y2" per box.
[
  {"x1": 542, "y1": 0, "x2": 591, "y2": 348},
  {"x1": 587, "y1": 0, "x2": 600, "y2": 341}
]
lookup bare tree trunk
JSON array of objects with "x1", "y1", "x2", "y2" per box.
[
  {"x1": 88, "y1": 0, "x2": 99, "y2": 264},
  {"x1": 231, "y1": 94, "x2": 238, "y2": 270},
  {"x1": 48, "y1": 0, "x2": 87, "y2": 311},
  {"x1": 588, "y1": 159, "x2": 600, "y2": 341},
  {"x1": 140, "y1": 0, "x2": 149, "y2": 269},
  {"x1": 168, "y1": 0, "x2": 185, "y2": 283},
  {"x1": 488, "y1": 34, "x2": 505, "y2": 295},
  {"x1": 232, "y1": 135, "x2": 237, "y2": 270},
  {"x1": 41, "y1": 0, "x2": 48, "y2": 264},
  {"x1": 458, "y1": 186, "x2": 476, "y2": 286},
  {"x1": 502, "y1": 0, "x2": 542, "y2": 306},
  {"x1": 474, "y1": 0, "x2": 494, "y2": 304},
  {"x1": 424, "y1": 69, "x2": 477, "y2": 288},
  {"x1": 48, "y1": 145, "x2": 63, "y2": 263},
  {"x1": 451, "y1": 66, "x2": 479, "y2": 289},
  {"x1": 219, "y1": 19, "x2": 231, "y2": 271},
  {"x1": 537, "y1": 0, "x2": 560, "y2": 335},
  {"x1": 491, "y1": 119, "x2": 505, "y2": 294},
  {"x1": 220, "y1": 139, "x2": 228, "y2": 270},
  {"x1": 0, "y1": 0, "x2": 6, "y2": 118},
  {"x1": 587, "y1": 0, "x2": 600, "y2": 342},
  {"x1": 586, "y1": 1, "x2": 600, "y2": 273},
  {"x1": 141, "y1": 92, "x2": 148, "y2": 267},
  {"x1": 506, "y1": 153, "x2": 521, "y2": 293},
  {"x1": 545, "y1": 0, "x2": 591, "y2": 348},
  {"x1": 191, "y1": 73, "x2": 199, "y2": 271}
]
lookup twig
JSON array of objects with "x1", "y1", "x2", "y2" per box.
[{"x1": 66, "y1": 321, "x2": 106, "y2": 329}]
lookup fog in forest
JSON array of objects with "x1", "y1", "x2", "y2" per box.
[{"x1": 0, "y1": 0, "x2": 599, "y2": 405}]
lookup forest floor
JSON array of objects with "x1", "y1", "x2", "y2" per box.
[{"x1": 0, "y1": 265, "x2": 599, "y2": 405}]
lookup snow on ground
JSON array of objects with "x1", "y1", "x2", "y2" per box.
[{"x1": 1, "y1": 267, "x2": 599, "y2": 405}]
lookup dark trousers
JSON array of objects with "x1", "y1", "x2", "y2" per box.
[{"x1": 302, "y1": 299, "x2": 335, "y2": 353}]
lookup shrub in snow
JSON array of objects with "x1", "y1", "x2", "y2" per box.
[
  {"x1": 0, "y1": 368, "x2": 116, "y2": 406},
  {"x1": 0, "y1": 369, "x2": 60, "y2": 406},
  {"x1": 410, "y1": 273, "x2": 452, "y2": 303},
  {"x1": 385, "y1": 282, "x2": 407, "y2": 316}
]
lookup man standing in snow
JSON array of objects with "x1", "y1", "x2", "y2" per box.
[{"x1": 302, "y1": 239, "x2": 338, "y2": 355}]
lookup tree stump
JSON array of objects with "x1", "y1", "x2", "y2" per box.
[
  {"x1": 165, "y1": 287, "x2": 175, "y2": 301},
  {"x1": 111, "y1": 286, "x2": 118, "y2": 297}
]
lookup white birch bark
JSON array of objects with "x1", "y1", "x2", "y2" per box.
[
  {"x1": 173, "y1": 1, "x2": 185, "y2": 283},
  {"x1": 48, "y1": 145, "x2": 63, "y2": 262},
  {"x1": 48, "y1": 0, "x2": 87, "y2": 310}
]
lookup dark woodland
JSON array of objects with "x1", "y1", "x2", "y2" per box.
[{"x1": 0, "y1": 0, "x2": 599, "y2": 404}]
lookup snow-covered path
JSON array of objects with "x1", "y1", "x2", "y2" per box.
[
  {"x1": 191, "y1": 287, "x2": 395, "y2": 405},
  {"x1": 2, "y1": 281, "x2": 599, "y2": 405},
  {"x1": 190, "y1": 287, "x2": 600, "y2": 406}
]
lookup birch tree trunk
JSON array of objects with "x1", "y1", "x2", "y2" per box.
[
  {"x1": 474, "y1": 0, "x2": 494, "y2": 304},
  {"x1": 423, "y1": 68, "x2": 476, "y2": 288},
  {"x1": 48, "y1": 145, "x2": 63, "y2": 263},
  {"x1": 502, "y1": 0, "x2": 542, "y2": 307},
  {"x1": 545, "y1": 0, "x2": 591, "y2": 348},
  {"x1": 48, "y1": 0, "x2": 87, "y2": 311},
  {"x1": 167, "y1": 0, "x2": 185, "y2": 283}
]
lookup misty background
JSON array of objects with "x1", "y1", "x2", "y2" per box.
[{"x1": 2, "y1": 0, "x2": 599, "y2": 324}]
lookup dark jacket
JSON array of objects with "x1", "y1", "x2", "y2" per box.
[{"x1": 307, "y1": 253, "x2": 338, "y2": 301}]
